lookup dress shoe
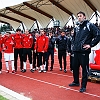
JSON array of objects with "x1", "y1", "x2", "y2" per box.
[
  {"x1": 30, "y1": 69, "x2": 34, "y2": 73},
  {"x1": 64, "y1": 69, "x2": 67, "y2": 73},
  {"x1": 60, "y1": 68, "x2": 62, "y2": 71},
  {"x1": 50, "y1": 67, "x2": 53, "y2": 71},
  {"x1": 12, "y1": 70, "x2": 16, "y2": 74},
  {"x1": 22, "y1": 69, "x2": 26, "y2": 73},
  {"x1": 79, "y1": 88, "x2": 86, "y2": 93},
  {"x1": 69, "y1": 82, "x2": 80, "y2": 87}
]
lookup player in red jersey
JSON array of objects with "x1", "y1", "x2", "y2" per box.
[
  {"x1": 3, "y1": 32, "x2": 15, "y2": 73},
  {"x1": 34, "y1": 29, "x2": 49, "y2": 73},
  {"x1": 14, "y1": 29, "x2": 23, "y2": 72},
  {"x1": 21, "y1": 30, "x2": 33, "y2": 73}
]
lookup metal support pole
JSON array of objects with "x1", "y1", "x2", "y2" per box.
[
  {"x1": 46, "y1": 18, "x2": 54, "y2": 28},
  {"x1": 95, "y1": 11, "x2": 98, "y2": 25},
  {"x1": 35, "y1": 20, "x2": 39, "y2": 32},
  {"x1": 72, "y1": 15, "x2": 75, "y2": 27},
  {"x1": 21, "y1": 22, "x2": 25, "y2": 33}
]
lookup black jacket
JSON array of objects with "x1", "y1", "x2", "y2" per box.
[
  {"x1": 68, "y1": 35, "x2": 74, "y2": 53},
  {"x1": 48, "y1": 36, "x2": 55, "y2": 50},
  {"x1": 56, "y1": 35, "x2": 68, "y2": 51},
  {"x1": 73, "y1": 20, "x2": 100, "y2": 53}
]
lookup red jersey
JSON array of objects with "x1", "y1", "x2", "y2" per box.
[
  {"x1": 0, "y1": 37, "x2": 3, "y2": 52},
  {"x1": 34, "y1": 35, "x2": 49, "y2": 52},
  {"x1": 22, "y1": 34, "x2": 33, "y2": 48},
  {"x1": 3, "y1": 36, "x2": 14, "y2": 53},
  {"x1": 14, "y1": 33, "x2": 23, "y2": 48}
]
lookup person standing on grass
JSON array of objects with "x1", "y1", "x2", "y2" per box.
[
  {"x1": 21, "y1": 30, "x2": 33, "y2": 73},
  {"x1": 0, "y1": 33, "x2": 3, "y2": 74},
  {"x1": 14, "y1": 28, "x2": 23, "y2": 72},
  {"x1": 69, "y1": 11, "x2": 100, "y2": 93},
  {"x1": 3, "y1": 32, "x2": 15, "y2": 73}
]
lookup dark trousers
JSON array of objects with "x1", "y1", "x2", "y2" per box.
[
  {"x1": 38, "y1": 52, "x2": 48, "y2": 70},
  {"x1": 33, "y1": 52, "x2": 39, "y2": 68},
  {"x1": 23, "y1": 48, "x2": 32, "y2": 64},
  {"x1": 73, "y1": 52, "x2": 89, "y2": 88},
  {"x1": 58, "y1": 50, "x2": 66, "y2": 70},
  {"x1": 0, "y1": 52, "x2": 2, "y2": 71},
  {"x1": 70, "y1": 53, "x2": 74, "y2": 71},
  {"x1": 14, "y1": 48, "x2": 23, "y2": 71},
  {"x1": 47, "y1": 49, "x2": 54, "y2": 70}
]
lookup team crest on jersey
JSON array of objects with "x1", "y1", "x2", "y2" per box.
[{"x1": 43, "y1": 39, "x2": 45, "y2": 41}]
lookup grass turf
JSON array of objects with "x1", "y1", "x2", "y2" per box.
[{"x1": 0, "y1": 95, "x2": 8, "y2": 100}]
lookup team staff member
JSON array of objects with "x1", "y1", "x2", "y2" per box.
[
  {"x1": 46, "y1": 31, "x2": 55, "y2": 71},
  {"x1": 34, "y1": 29, "x2": 49, "y2": 72},
  {"x1": 14, "y1": 29, "x2": 23, "y2": 72},
  {"x1": 21, "y1": 30, "x2": 34, "y2": 73},
  {"x1": 69, "y1": 11, "x2": 100, "y2": 92},
  {"x1": 3, "y1": 32, "x2": 15, "y2": 73},
  {"x1": 56, "y1": 29, "x2": 68, "y2": 73},
  {"x1": 0, "y1": 33, "x2": 3, "y2": 74}
]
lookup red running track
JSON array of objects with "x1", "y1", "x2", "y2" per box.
[{"x1": 0, "y1": 52, "x2": 100, "y2": 100}]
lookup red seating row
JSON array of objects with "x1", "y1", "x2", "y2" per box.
[{"x1": 89, "y1": 49, "x2": 100, "y2": 70}]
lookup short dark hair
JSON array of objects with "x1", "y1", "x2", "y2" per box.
[
  {"x1": 16, "y1": 28, "x2": 21, "y2": 32},
  {"x1": 77, "y1": 11, "x2": 86, "y2": 16},
  {"x1": 60, "y1": 29, "x2": 66, "y2": 33},
  {"x1": 6, "y1": 31, "x2": 11, "y2": 34}
]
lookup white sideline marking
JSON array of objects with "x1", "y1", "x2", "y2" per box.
[
  {"x1": 0, "y1": 85, "x2": 31, "y2": 100},
  {"x1": 47, "y1": 71, "x2": 73, "y2": 78},
  {"x1": 13, "y1": 73, "x2": 100, "y2": 99},
  {"x1": 46, "y1": 72, "x2": 82, "y2": 80},
  {"x1": 2, "y1": 70, "x2": 100, "y2": 99}
]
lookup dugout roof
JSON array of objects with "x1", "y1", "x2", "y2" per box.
[{"x1": 0, "y1": 0, "x2": 100, "y2": 30}]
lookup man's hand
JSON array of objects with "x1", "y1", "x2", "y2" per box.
[{"x1": 83, "y1": 44, "x2": 91, "y2": 50}]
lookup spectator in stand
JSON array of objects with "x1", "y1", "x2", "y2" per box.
[
  {"x1": 0, "y1": 33, "x2": 3, "y2": 74},
  {"x1": 14, "y1": 29, "x2": 23, "y2": 72},
  {"x1": 46, "y1": 31, "x2": 55, "y2": 71},
  {"x1": 21, "y1": 30, "x2": 33, "y2": 73},
  {"x1": 34, "y1": 29, "x2": 49, "y2": 73},
  {"x1": 3, "y1": 32, "x2": 15, "y2": 73}
]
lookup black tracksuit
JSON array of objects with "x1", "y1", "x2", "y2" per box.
[
  {"x1": 68, "y1": 35, "x2": 74, "y2": 71},
  {"x1": 72, "y1": 20, "x2": 100, "y2": 88},
  {"x1": 46, "y1": 36, "x2": 55, "y2": 70},
  {"x1": 56, "y1": 35, "x2": 68, "y2": 70}
]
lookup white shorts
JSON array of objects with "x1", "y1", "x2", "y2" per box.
[{"x1": 4, "y1": 53, "x2": 14, "y2": 61}]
